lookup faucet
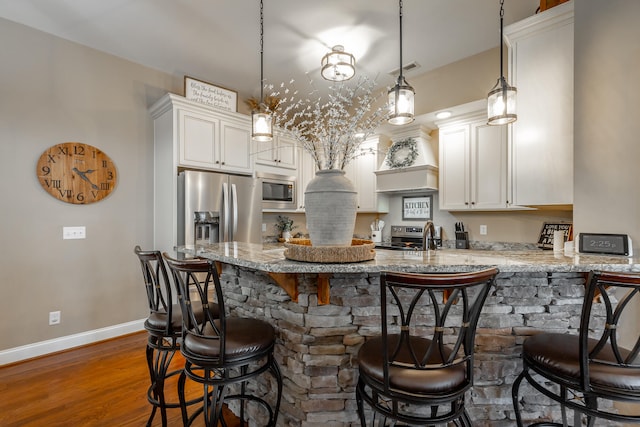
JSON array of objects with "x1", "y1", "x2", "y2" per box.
[{"x1": 422, "y1": 221, "x2": 437, "y2": 251}]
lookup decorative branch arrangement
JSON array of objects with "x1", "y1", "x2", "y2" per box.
[{"x1": 264, "y1": 76, "x2": 388, "y2": 171}]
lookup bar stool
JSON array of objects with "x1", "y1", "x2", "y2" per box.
[
  {"x1": 356, "y1": 268, "x2": 498, "y2": 426},
  {"x1": 134, "y1": 247, "x2": 217, "y2": 426},
  {"x1": 163, "y1": 253, "x2": 282, "y2": 426},
  {"x1": 512, "y1": 270, "x2": 640, "y2": 426}
]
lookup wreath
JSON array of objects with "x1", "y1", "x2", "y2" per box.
[{"x1": 385, "y1": 138, "x2": 418, "y2": 169}]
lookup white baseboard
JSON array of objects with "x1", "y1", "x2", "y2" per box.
[{"x1": 0, "y1": 319, "x2": 146, "y2": 366}]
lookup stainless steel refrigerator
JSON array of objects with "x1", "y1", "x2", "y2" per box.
[{"x1": 177, "y1": 170, "x2": 262, "y2": 246}]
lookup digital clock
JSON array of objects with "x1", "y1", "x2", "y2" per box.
[{"x1": 578, "y1": 233, "x2": 631, "y2": 256}]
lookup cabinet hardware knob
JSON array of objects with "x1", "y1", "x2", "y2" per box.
[{"x1": 215, "y1": 161, "x2": 220, "y2": 164}]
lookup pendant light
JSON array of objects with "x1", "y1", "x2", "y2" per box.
[
  {"x1": 252, "y1": 0, "x2": 273, "y2": 141},
  {"x1": 487, "y1": 0, "x2": 517, "y2": 125},
  {"x1": 388, "y1": 0, "x2": 414, "y2": 126},
  {"x1": 321, "y1": 45, "x2": 356, "y2": 82}
]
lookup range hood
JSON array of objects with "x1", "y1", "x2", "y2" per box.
[{"x1": 375, "y1": 124, "x2": 438, "y2": 193}]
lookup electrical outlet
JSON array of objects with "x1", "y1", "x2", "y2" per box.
[
  {"x1": 262, "y1": 223, "x2": 267, "y2": 232},
  {"x1": 480, "y1": 225, "x2": 487, "y2": 235},
  {"x1": 63, "y1": 226, "x2": 86, "y2": 240},
  {"x1": 49, "y1": 311, "x2": 61, "y2": 325}
]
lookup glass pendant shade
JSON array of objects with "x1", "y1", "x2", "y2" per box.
[
  {"x1": 487, "y1": 77, "x2": 517, "y2": 125},
  {"x1": 388, "y1": 78, "x2": 415, "y2": 125},
  {"x1": 321, "y1": 45, "x2": 355, "y2": 82},
  {"x1": 252, "y1": 110, "x2": 273, "y2": 142}
]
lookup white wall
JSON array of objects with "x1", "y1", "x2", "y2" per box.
[
  {"x1": 0, "y1": 18, "x2": 181, "y2": 353},
  {"x1": 573, "y1": 0, "x2": 640, "y2": 252}
]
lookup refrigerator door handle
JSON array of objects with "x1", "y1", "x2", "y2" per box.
[
  {"x1": 231, "y1": 183, "x2": 238, "y2": 240},
  {"x1": 222, "y1": 182, "x2": 230, "y2": 242}
]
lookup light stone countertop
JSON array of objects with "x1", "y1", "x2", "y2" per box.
[{"x1": 178, "y1": 242, "x2": 640, "y2": 274}]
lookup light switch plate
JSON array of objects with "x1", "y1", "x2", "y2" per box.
[{"x1": 63, "y1": 226, "x2": 86, "y2": 239}]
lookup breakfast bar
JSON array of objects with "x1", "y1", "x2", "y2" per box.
[{"x1": 177, "y1": 243, "x2": 640, "y2": 426}]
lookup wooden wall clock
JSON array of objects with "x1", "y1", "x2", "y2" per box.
[{"x1": 36, "y1": 142, "x2": 118, "y2": 204}]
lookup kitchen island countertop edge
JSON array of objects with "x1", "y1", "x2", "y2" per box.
[{"x1": 177, "y1": 242, "x2": 640, "y2": 274}]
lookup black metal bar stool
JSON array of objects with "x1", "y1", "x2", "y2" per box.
[
  {"x1": 134, "y1": 247, "x2": 216, "y2": 426},
  {"x1": 356, "y1": 268, "x2": 498, "y2": 426},
  {"x1": 512, "y1": 270, "x2": 640, "y2": 426},
  {"x1": 163, "y1": 253, "x2": 282, "y2": 427}
]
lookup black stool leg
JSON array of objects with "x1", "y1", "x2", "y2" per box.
[
  {"x1": 146, "y1": 337, "x2": 177, "y2": 427},
  {"x1": 512, "y1": 367, "x2": 528, "y2": 427},
  {"x1": 269, "y1": 357, "x2": 283, "y2": 427},
  {"x1": 355, "y1": 379, "x2": 366, "y2": 427},
  {"x1": 178, "y1": 368, "x2": 190, "y2": 426},
  {"x1": 459, "y1": 409, "x2": 473, "y2": 426},
  {"x1": 145, "y1": 344, "x2": 159, "y2": 426}
]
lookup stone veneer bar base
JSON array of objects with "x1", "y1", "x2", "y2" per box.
[{"x1": 214, "y1": 264, "x2": 619, "y2": 426}]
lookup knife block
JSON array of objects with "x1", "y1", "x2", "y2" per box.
[{"x1": 455, "y1": 232, "x2": 469, "y2": 249}]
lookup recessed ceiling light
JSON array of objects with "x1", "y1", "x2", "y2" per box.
[{"x1": 436, "y1": 111, "x2": 452, "y2": 119}]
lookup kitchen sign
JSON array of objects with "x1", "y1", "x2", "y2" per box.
[
  {"x1": 402, "y1": 195, "x2": 432, "y2": 221},
  {"x1": 184, "y1": 76, "x2": 238, "y2": 112}
]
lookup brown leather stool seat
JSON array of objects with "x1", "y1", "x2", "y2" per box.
[
  {"x1": 512, "y1": 271, "x2": 640, "y2": 426},
  {"x1": 358, "y1": 335, "x2": 466, "y2": 395},
  {"x1": 524, "y1": 333, "x2": 640, "y2": 397},
  {"x1": 356, "y1": 268, "x2": 498, "y2": 427},
  {"x1": 144, "y1": 300, "x2": 220, "y2": 337}
]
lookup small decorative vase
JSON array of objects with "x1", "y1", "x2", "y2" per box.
[
  {"x1": 304, "y1": 169, "x2": 357, "y2": 246},
  {"x1": 282, "y1": 230, "x2": 292, "y2": 241}
]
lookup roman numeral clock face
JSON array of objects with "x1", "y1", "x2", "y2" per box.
[{"x1": 36, "y1": 142, "x2": 117, "y2": 204}]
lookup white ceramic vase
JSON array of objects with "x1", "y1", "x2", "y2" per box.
[{"x1": 304, "y1": 169, "x2": 357, "y2": 246}]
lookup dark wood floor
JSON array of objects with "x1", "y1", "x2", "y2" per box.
[{"x1": 0, "y1": 331, "x2": 239, "y2": 427}]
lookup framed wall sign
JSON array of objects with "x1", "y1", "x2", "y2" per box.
[
  {"x1": 537, "y1": 222, "x2": 573, "y2": 249},
  {"x1": 184, "y1": 76, "x2": 238, "y2": 112},
  {"x1": 402, "y1": 195, "x2": 432, "y2": 221}
]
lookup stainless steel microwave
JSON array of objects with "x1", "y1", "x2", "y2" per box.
[{"x1": 257, "y1": 172, "x2": 297, "y2": 210}]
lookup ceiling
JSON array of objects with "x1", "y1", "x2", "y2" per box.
[{"x1": 0, "y1": 0, "x2": 540, "y2": 106}]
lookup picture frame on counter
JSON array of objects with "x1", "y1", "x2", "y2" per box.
[
  {"x1": 184, "y1": 76, "x2": 238, "y2": 112},
  {"x1": 537, "y1": 222, "x2": 573, "y2": 250},
  {"x1": 402, "y1": 195, "x2": 432, "y2": 221}
]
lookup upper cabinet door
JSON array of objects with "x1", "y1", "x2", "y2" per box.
[
  {"x1": 505, "y1": 2, "x2": 574, "y2": 206},
  {"x1": 471, "y1": 122, "x2": 508, "y2": 210},
  {"x1": 438, "y1": 110, "x2": 514, "y2": 211},
  {"x1": 179, "y1": 109, "x2": 219, "y2": 169},
  {"x1": 439, "y1": 125, "x2": 470, "y2": 210},
  {"x1": 220, "y1": 119, "x2": 253, "y2": 173},
  {"x1": 175, "y1": 99, "x2": 253, "y2": 174},
  {"x1": 254, "y1": 133, "x2": 298, "y2": 172}
]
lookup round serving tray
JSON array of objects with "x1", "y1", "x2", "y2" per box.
[{"x1": 284, "y1": 238, "x2": 376, "y2": 263}]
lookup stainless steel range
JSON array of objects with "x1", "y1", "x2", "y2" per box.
[{"x1": 376, "y1": 224, "x2": 442, "y2": 251}]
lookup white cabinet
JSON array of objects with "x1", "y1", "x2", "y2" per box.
[
  {"x1": 438, "y1": 112, "x2": 511, "y2": 211},
  {"x1": 219, "y1": 119, "x2": 253, "y2": 173},
  {"x1": 296, "y1": 147, "x2": 316, "y2": 211},
  {"x1": 178, "y1": 108, "x2": 252, "y2": 174},
  {"x1": 254, "y1": 132, "x2": 297, "y2": 171},
  {"x1": 345, "y1": 137, "x2": 389, "y2": 213},
  {"x1": 149, "y1": 93, "x2": 253, "y2": 252},
  {"x1": 505, "y1": 1, "x2": 574, "y2": 206}
]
